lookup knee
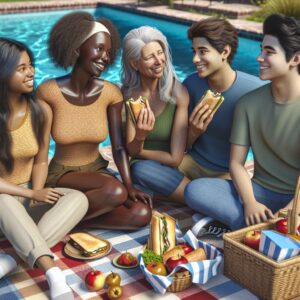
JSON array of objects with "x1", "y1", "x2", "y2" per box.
[
  {"x1": 0, "y1": 194, "x2": 16, "y2": 214},
  {"x1": 127, "y1": 202, "x2": 152, "y2": 228},
  {"x1": 131, "y1": 161, "x2": 152, "y2": 185},
  {"x1": 71, "y1": 191, "x2": 89, "y2": 216},
  {"x1": 104, "y1": 181, "x2": 128, "y2": 206}
]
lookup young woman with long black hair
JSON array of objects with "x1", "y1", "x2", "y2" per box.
[{"x1": 0, "y1": 37, "x2": 88, "y2": 300}]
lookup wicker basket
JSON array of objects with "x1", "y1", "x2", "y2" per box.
[
  {"x1": 223, "y1": 176, "x2": 300, "y2": 300},
  {"x1": 167, "y1": 270, "x2": 192, "y2": 293}
]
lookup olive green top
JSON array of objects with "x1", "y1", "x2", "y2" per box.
[
  {"x1": 131, "y1": 102, "x2": 176, "y2": 164},
  {"x1": 230, "y1": 84, "x2": 300, "y2": 194}
]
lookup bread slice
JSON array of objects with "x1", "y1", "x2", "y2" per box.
[
  {"x1": 126, "y1": 96, "x2": 149, "y2": 126},
  {"x1": 149, "y1": 211, "x2": 176, "y2": 256},
  {"x1": 69, "y1": 232, "x2": 108, "y2": 257},
  {"x1": 200, "y1": 90, "x2": 224, "y2": 115}
]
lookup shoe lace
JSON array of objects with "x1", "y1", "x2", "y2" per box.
[{"x1": 207, "y1": 225, "x2": 231, "y2": 238}]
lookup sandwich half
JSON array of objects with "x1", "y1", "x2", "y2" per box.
[
  {"x1": 125, "y1": 96, "x2": 149, "y2": 126},
  {"x1": 69, "y1": 232, "x2": 108, "y2": 257},
  {"x1": 148, "y1": 211, "x2": 176, "y2": 256},
  {"x1": 200, "y1": 89, "x2": 224, "y2": 115}
]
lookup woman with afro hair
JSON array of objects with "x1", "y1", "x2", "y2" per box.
[{"x1": 37, "y1": 12, "x2": 152, "y2": 230}]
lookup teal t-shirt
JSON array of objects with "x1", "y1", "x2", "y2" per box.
[
  {"x1": 183, "y1": 71, "x2": 264, "y2": 172},
  {"x1": 230, "y1": 84, "x2": 300, "y2": 194}
]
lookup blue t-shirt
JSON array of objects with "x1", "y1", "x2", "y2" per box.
[{"x1": 183, "y1": 71, "x2": 265, "y2": 172}]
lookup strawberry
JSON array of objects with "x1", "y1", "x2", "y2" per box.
[{"x1": 117, "y1": 252, "x2": 137, "y2": 266}]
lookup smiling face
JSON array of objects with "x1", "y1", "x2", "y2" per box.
[
  {"x1": 257, "y1": 35, "x2": 291, "y2": 81},
  {"x1": 77, "y1": 31, "x2": 111, "y2": 77},
  {"x1": 8, "y1": 51, "x2": 34, "y2": 94},
  {"x1": 192, "y1": 37, "x2": 227, "y2": 78},
  {"x1": 134, "y1": 41, "x2": 166, "y2": 79}
]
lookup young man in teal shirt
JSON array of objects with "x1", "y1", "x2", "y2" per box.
[{"x1": 185, "y1": 14, "x2": 300, "y2": 231}]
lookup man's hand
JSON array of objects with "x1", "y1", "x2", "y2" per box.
[
  {"x1": 32, "y1": 188, "x2": 64, "y2": 204},
  {"x1": 189, "y1": 103, "x2": 213, "y2": 138},
  {"x1": 244, "y1": 201, "x2": 274, "y2": 226},
  {"x1": 135, "y1": 108, "x2": 155, "y2": 142}
]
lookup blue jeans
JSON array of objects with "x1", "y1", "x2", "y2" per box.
[
  {"x1": 184, "y1": 178, "x2": 293, "y2": 230},
  {"x1": 131, "y1": 160, "x2": 184, "y2": 197}
]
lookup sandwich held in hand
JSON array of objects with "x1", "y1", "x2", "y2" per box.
[
  {"x1": 68, "y1": 232, "x2": 109, "y2": 257},
  {"x1": 126, "y1": 96, "x2": 150, "y2": 125},
  {"x1": 199, "y1": 89, "x2": 224, "y2": 115}
]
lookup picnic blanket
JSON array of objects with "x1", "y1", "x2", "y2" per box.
[{"x1": 0, "y1": 202, "x2": 258, "y2": 300}]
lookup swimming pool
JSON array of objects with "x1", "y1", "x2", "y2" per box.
[{"x1": 0, "y1": 7, "x2": 260, "y2": 159}]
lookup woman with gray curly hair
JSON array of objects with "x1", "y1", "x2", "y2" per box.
[{"x1": 122, "y1": 26, "x2": 190, "y2": 203}]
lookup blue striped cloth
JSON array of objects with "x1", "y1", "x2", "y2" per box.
[
  {"x1": 259, "y1": 230, "x2": 300, "y2": 262},
  {"x1": 138, "y1": 229, "x2": 224, "y2": 294}
]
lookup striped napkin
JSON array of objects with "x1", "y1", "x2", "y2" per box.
[{"x1": 138, "y1": 229, "x2": 224, "y2": 294}]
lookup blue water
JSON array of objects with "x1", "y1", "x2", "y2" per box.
[{"x1": 0, "y1": 7, "x2": 259, "y2": 160}]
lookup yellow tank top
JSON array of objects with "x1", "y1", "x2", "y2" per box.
[
  {"x1": 36, "y1": 79, "x2": 123, "y2": 166},
  {"x1": 0, "y1": 108, "x2": 39, "y2": 185}
]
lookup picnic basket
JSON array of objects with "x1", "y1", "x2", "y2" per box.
[
  {"x1": 167, "y1": 270, "x2": 192, "y2": 292},
  {"x1": 223, "y1": 176, "x2": 300, "y2": 300}
]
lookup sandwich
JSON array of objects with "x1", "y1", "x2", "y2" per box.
[
  {"x1": 125, "y1": 96, "x2": 150, "y2": 126},
  {"x1": 148, "y1": 211, "x2": 176, "y2": 256},
  {"x1": 68, "y1": 232, "x2": 108, "y2": 257},
  {"x1": 199, "y1": 89, "x2": 224, "y2": 115}
]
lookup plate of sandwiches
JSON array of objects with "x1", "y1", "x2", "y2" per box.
[{"x1": 64, "y1": 232, "x2": 112, "y2": 260}]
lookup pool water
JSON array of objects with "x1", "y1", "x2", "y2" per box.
[{"x1": 0, "y1": 7, "x2": 260, "y2": 160}]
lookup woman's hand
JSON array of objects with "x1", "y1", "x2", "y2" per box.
[
  {"x1": 244, "y1": 201, "x2": 274, "y2": 226},
  {"x1": 32, "y1": 188, "x2": 64, "y2": 204},
  {"x1": 135, "y1": 108, "x2": 155, "y2": 142},
  {"x1": 126, "y1": 186, "x2": 153, "y2": 208}
]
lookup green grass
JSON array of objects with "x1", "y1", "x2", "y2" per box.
[{"x1": 247, "y1": 0, "x2": 300, "y2": 22}]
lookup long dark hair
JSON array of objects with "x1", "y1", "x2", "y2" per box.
[{"x1": 0, "y1": 38, "x2": 44, "y2": 173}]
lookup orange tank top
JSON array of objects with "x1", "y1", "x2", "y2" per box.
[
  {"x1": 36, "y1": 79, "x2": 123, "y2": 165},
  {"x1": 0, "y1": 108, "x2": 39, "y2": 185}
]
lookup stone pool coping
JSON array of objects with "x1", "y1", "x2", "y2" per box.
[{"x1": 0, "y1": 0, "x2": 262, "y2": 36}]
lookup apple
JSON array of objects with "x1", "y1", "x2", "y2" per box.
[
  {"x1": 105, "y1": 272, "x2": 121, "y2": 287},
  {"x1": 177, "y1": 242, "x2": 193, "y2": 254},
  {"x1": 85, "y1": 270, "x2": 105, "y2": 291},
  {"x1": 276, "y1": 218, "x2": 300, "y2": 234},
  {"x1": 165, "y1": 255, "x2": 188, "y2": 273},
  {"x1": 107, "y1": 285, "x2": 123, "y2": 300},
  {"x1": 243, "y1": 230, "x2": 261, "y2": 251},
  {"x1": 117, "y1": 252, "x2": 137, "y2": 266},
  {"x1": 146, "y1": 262, "x2": 167, "y2": 276}
]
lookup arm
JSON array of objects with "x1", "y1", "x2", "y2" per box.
[
  {"x1": 31, "y1": 101, "x2": 52, "y2": 190},
  {"x1": 108, "y1": 101, "x2": 152, "y2": 205},
  {"x1": 128, "y1": 84, "x2": 189, "y2": 167},
  {"x1": 229, "y1": 144, "x2": 274, "y2": 226}
]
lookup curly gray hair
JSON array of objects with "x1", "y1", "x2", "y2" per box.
[{"x1": 121, "y1": 26, "x2": 178, "y2": 103}]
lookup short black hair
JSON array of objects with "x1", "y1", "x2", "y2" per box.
[
  {"x1": 263, "y1": 14, "x2": 300, "y2": 74},
  {"x1": 188, "y1": 17, "x2": 238, "y2": 64},
  {"x1": 49, "y1": 11, "x2": 120, "y2": 69}
]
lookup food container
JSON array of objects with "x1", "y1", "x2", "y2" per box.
[
  {"x1": 223, "y1": 176, "x2": 300, "y2": 300},
  {"x1": 139, "y1": 229, "x2": 223, "y2": 294}
]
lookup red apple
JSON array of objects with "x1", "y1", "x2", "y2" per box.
[
  {"x1": 177, "y1": 242, "x2": 193, "y2": 254},
  {"x1": 85, "y1": 270, "x2": 105, "y2": 291},
  {"x1": 146, "y1": 262, "x2": 167, "y2": 276},
  {"x1": 276, "y1": 218, "x2": 300, "y2": 234},
  {"x1": 165, "y1": 255, "x2": 188, "y2": 273},
  {"x1": 243, "y1": 230, "x2": 261, "y2": 251}
]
